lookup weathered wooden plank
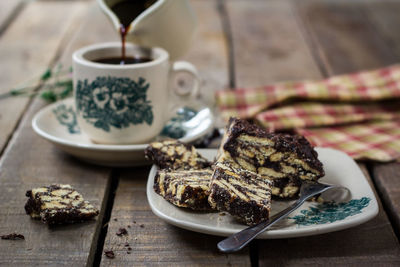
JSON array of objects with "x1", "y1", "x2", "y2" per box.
[
  {"x1": 372, "y1": 163, "x2": 400, "y2": 238},
  {"x1": 364, "y1": 0, "x2": 400, "y2": 60},
  {"x1": 227, "y1": 0, "x2": 400, "y2": 264},
  {"x1": 0, "y1": 1, "x2": 87, "y2": 157},
  {"x1": 100, "y1": 0, "x2": 249, "y2": 265},
  {"x1": 294, "y1": 0, "x2": 396, "y2": 75},
  {"x1": 296, "y1": 0, "x2": 400, "y2": 237},
  {"x1": 227, "y1": 0, "x2": 322, "y2": 88},
  {"x1": 101, "y1": 168, "x2": 250, "y2": 266}
]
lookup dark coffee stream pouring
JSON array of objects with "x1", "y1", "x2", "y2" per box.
[{"x1": 99, "y1": 0, "x2": 158, "y2": 65}]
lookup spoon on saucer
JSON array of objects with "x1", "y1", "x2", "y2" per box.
[{"x1": 217, "y1": 181, "x2": 346, "y2": 253}]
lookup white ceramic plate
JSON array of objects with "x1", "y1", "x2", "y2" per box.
[
  {"x1": 147, "y1": 148, "x2": 378, "y2": 238},
  {"x1": 32, "y1": 98, "x2": 214, "y2": 166}
]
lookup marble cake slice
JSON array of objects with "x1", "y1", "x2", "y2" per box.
[
  {"x1": 145, "y1": 140, "x2": 212, "y2": 170},
  {"x1": 154, "y1": 169, "x2": 214, "y2": 211},
  {"x1": 24, "y1": 184, "x2": 99, "y2": 225},
  {"x1": 208, "y1": 162, "x2": 272, "y2": 225},
  {"x1": 218, "y1": 118, "x2": 324, "y2": 198}
]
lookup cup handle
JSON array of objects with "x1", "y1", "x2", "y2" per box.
[{"x1": 170, "y1": 61, "x2": 200, "y2": 98}]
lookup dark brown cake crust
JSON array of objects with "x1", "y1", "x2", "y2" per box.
[
  {"x1": 144, "y1": 140, "x2": 212, "y2": 170},
  {"x1": 224, "y1": 118, "x2": 324, "y2": 175}
]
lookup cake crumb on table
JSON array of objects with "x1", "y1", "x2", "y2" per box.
[
  {"x1": 116, "y1": 228, "x2": 128, "y2": 236},
  {"x1": 104, "y1": 250, "x2": 115, "y2": 259}
]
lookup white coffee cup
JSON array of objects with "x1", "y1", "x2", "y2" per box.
[{"x1": 72, "y1": 42, "x2": 200, "y2": 144}]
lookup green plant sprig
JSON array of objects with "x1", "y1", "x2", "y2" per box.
[{"x1": 1, "y1": 64, "x2": 73, "y2": 102}]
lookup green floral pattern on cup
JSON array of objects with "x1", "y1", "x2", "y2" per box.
[
  {"x1": 290, "y1": 197, "x2": 371, "y2": 226},
  {"x1": 53, "y1": 104, "x2": 80, "y2": 134},
  {"x1": 75, "y1": 76, "x2": 153, "y2": 132}
]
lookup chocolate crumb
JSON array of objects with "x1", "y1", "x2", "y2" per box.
[
  {"x1": 139, "y1": 224, "x2": 144, "y2": 228},
  {"x1": 127, "y1": 225, "x2": 131, "y2": 228},
  {"x1": 128, "y1": 247, "x2": 132, "y2": 251},
  {"x1": 127, "y1": 251, "x2": 131, "y2": 254},
  {"x1": 116, "y1": 228, "x2": 128, "y2": 236},
  {"x1": 104, "y1": 250, "x2": 115, "y2": 259},
  {"x1": 113, "y1": 218, "x2": 118, "y2": 222},
  {"x1": 133, "y1": 221, "x2": 136, "y2": 224},
  {"x1": 124, "y1": 242, "x2": 130, "y2": 247},
  {"x1": 1, "y1": 233, "x2": 25, "y2": 240}
]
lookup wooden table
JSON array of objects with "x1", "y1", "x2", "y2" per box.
[{"x1": 0, "y1": 0, "x2": 400, "y2": 266}]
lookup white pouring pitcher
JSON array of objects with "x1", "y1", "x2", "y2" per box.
[{"x1": 97, "y1": 0, "x2": 197, "y2": 60}]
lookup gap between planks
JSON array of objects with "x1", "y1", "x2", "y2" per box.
[{"x1": 91, "y1": 170, "x2": 120, "y2": 267}]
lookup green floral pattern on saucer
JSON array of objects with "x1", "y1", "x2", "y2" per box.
[
  {"x1": 161, "y1": 107, "x2": 197, "y2": 139},
  {"x1": 75, "y1": 76, "x2": 153, "y2": 132},
  {"x1": 291, "y1": 197, "x2": 371, "y2": 226},
  {"x1": 52, "y1": 104, "x2": 80, "y2": 134}
]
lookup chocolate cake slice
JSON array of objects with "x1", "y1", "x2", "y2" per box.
[
  {"x1": 24, "y1": 184, "x2": 99, "y2": 225},
  {"x1": 217, "y1": 118, "x2": 324, "y2": 198},
  {"x1": 208, "y1": 162, "x2": 272, "y2": 225},
  {"x1": 154, "y1": 169, "x2": 214, "y2": 210},
  {"x1": 145, "y1": 140, "x2": 211, "y2": 170}
]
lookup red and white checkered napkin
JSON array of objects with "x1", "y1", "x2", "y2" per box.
[{"x1": 216, "y1": 65, "x2": 400, "y2": 161}]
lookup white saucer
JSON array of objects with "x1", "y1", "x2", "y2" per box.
[
  {"x1": 147, "y1": 148, "x2": 378, "y2": 239},
  {"x1": 32, "y1": 98, "x2": 214, "y2": 166}
]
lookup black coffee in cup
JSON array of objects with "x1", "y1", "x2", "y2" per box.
[{"x1": 93, "y1": 56, "x2": 152, "y2": 65}]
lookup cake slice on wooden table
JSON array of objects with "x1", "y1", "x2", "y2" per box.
[
  {"x1": 208, "y1": 162, "x2": 272, "y2": 225},
  {"x1": 144, "y1": 140, "x2": 212, "y2": 170},
  {"x1": 217, "y1": 118, "x2": 324, "y2": 198},
  {"x1": 24, "y1": 184, "x2": 99, "y2": 225},
  {"x1": 154, "y1": 169, "x2": 214, "y2": 210}
]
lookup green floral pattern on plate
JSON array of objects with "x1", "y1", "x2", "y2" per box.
[
  {"x1": 75, "y1": 76, "x2": 153, "y2": 132},
  {"x1": 52, "y1": 104, "x2": 80, "y2": 134},
  {"x1": 290, "y1": 197, "x2": 371, "y2": 226}
]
